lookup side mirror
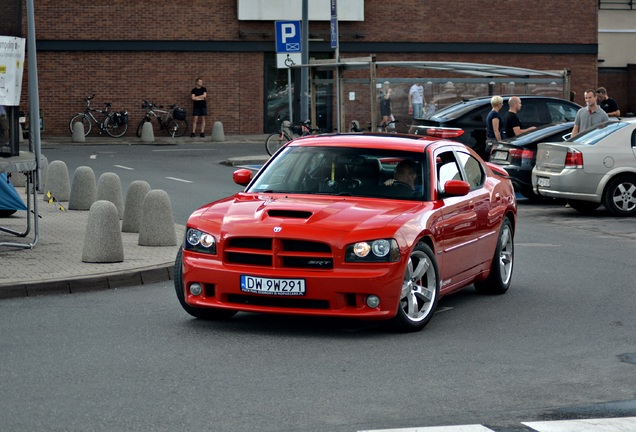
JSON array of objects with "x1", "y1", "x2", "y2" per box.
[
  {"x1": 443, "y1": 180, "x2": 470, "y2": 197},
  {"x1": 233, "y1": 169, "x2": 252, "y2": 186}
]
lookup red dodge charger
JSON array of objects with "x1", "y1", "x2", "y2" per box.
[{"x1": 175, "y1": 133, "x2": 516, "y2": 332}]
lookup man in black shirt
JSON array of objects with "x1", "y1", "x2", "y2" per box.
[
  {"x1": 191, "y1": 78, "x2": 207, "y2": 138},
  {"x1": 596, "y1": 87, "x2": 620, "y2": 117},
  {"x1": 504, "y1": 96, "x2": 536, "y2": 138}
]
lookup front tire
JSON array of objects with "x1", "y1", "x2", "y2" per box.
[
  {"x1": 390, "y1": 242, "x2": 440, "y2": 332},
  {"x1": 104, "y1": 115, "x2": 128, "y2": 138},
  {"x1": 603, "y1": 175, "x2": 636, "y2": 217},
  {"x1": 69, "y1": 114, "x2": 91, "y2": 136},
  {"x1": 474, "y1": 217, "x2": 514, "y2": 295},
  {"x1": 136, "y1": 117, "x2": 151, "y2": 138},
  {"x1": 174, "y1": 249, "x2": 238, "y2": 320}
]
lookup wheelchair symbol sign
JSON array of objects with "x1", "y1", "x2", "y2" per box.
[{"x1": 275, "y1": 21, "x2": 301, "y2": 54}]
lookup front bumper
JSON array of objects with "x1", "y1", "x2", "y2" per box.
[{"x1": 181, "y1": 251, "x2": 405, "y2": 320}]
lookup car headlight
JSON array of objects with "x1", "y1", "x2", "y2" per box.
[
  {"x1": 185, "y1": 228, "x2": 217, "y2": 254},
  {"x1": 346, "y1": 239, "x2": 399, "y2": 262}
]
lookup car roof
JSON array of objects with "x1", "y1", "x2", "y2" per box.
[
  {"x1": 288, "y1": 133, "x2": 459, "y2": 153},
  {"x1": 458, "y1": 94, "x2": 578, "y2": 105}
]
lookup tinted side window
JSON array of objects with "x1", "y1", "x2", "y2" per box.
[
  {"x1": 547, "y1": 102, "x2": 578, "y2": 122},
  {"x1": 517, "y1": 101, "x2": 542, "y2": 125}
]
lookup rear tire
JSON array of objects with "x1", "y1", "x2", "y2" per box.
[
  {"x1": 603, "y1": 175, "x2": 636, "y2": 217},
  {"x1": 104, "y1": 115, "x2": 127, "y2": 138},
  {"x1": 69, "y1": 114, "x2": 91, "y2": 136},
  {"x1": 265, "y1": 132, "x2": 290, "y2": 156},
  {"x1": 474, "y1": 217, "x2": 514, "y2": 295},
  {"x1": 166, "y1": 118, "x2": 188, "y2": 137},
  {"x1": 174, "y1": 249, "x2": 238, "y2": 320},
  {"x1": 389, "y1": 242, "x2": 439, "y2": 332}
]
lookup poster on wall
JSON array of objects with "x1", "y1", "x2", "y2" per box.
[{"x1": 0, "y1": 36, "x2": 26, "y2": 106}]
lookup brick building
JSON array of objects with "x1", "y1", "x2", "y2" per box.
[{"x1": 13, "y1": 0, "x2": 599, "y2": 136}]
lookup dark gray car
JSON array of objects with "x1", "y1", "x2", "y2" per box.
[{"x1": 409, "y1": 95, "x2": 580, "y2": 158}]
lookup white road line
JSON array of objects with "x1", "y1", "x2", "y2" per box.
[
  {"x1": 359, "y1": 417, "x2": 636, "y2": 432},
  {"x1": 360, "y1": 425, "x2": 494, "y2": 432},
  {"x1": 114, "y1": 165, "x2": 134, "y2": 170},
  {"x1": 523, "y1": 416, "x2": 636, "y2": 431},
  {"x1": 90, "y1": 155, "x2": 97, "y2": 159},
  {"x1": 165, "y1": 177, "x2": 193, "y2": 183}
]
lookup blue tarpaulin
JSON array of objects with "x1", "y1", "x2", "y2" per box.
[{"x1": 0, "y1": 173, "x2": 27, "y2": 211}]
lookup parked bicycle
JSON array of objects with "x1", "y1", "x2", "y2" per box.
[
  {"x1": 136, "y1": 101, "x2": 188, "y2": 138},
  {"x1": 350, "y1": 118, "x2": 398, "y2": 133},
  {"x1": 69, "y1": 95, "x2": 128, "y2": 138},
  {"x1": 265, "y1": 117, "x2": 318, "y2": 156}
]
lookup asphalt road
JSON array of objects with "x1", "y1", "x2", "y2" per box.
[{"x1": 2, "y1": 143, "x2": 635, "y2": 431}]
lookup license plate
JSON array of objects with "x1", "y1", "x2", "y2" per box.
[
  {"x1": 240, "y1": 275, "x2": 306, "y2": 296},
  {"x1": 492, "y1": 151, "x2": 507, "y2": 160},
  {"x1": 537, "y1": 177, "x2": 550, "y2": 187}
]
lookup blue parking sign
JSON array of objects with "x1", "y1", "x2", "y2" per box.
[{"x1": 275, "y1": 21, "x2": 301, "y2": 54}]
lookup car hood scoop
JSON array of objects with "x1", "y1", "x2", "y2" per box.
[
  {"x1": 196, "y1": 194, "x2": 426, "y2": 234},
  {"x1": 266, "y1": 209, "x2": 313, "y2": 219}
]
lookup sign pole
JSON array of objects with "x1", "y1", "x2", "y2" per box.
[{"x1": 300, "y1": 0, "x2": 308, "y2": 123}]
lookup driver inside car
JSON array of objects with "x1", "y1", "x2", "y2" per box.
[{"x1": 384, "y1": 159, "x2": 418, "y2": 191}]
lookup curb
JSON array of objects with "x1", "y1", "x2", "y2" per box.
[{"x1": 0, "y1": 264, "x2": 175, "y2": 300}]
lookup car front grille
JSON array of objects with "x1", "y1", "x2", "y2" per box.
[
  {"x1": 224, "y1": 237, "x2": 334, "y2": 269},
  {"x1": 227, "y1": 294, "x2": 329, "y2": 309}
]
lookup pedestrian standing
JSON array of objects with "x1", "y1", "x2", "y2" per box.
[
  {"x1": 191, "y1": 78, "x2": 207, "y2": 138},
  {"x1": 596, "y1": 87, "x2": 620, "y2": 117},
  {"x1": 485, "y1": 95, "x2": 504, "y2": 158},
  {"x1": 408, "y1": 82, "x2": 425, "y2": 119},
  {"x1": 572, "y1": 89, "x2": 609, "y2": 137},
  {"x1": 504, "y1": 96, "x2": 536, "y2": 138}
]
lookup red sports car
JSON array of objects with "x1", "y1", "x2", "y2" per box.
[{"x1": 174, "y1": 133, "x2": 516, "y2": 332}]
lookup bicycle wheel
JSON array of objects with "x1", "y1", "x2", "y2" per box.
[
  {"x1": 265, "y1": 132, "x2": 291, "y2": 156},
  {"x1": 165, "y1": 117, "x2": 188, "y2": 138},
  {"x1": 136, "y1": 118, "x2": 151, "y2": 138},
  {"x1": 69, "y1": 114, "x2": 91, "y2": 136},
  {"x1": 104, "y1": 114, "x2": 128, "y2": 138}
]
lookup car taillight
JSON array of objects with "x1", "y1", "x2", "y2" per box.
[
  {"x1": 426, "y1": 128, "x2": 465, "y2": 139},
  {"x1": 509, "y1": 149, "x2": 534, "y2": 160},
  {"x1": 564, "y1": 148, "x2": 583, "y2": 168}
]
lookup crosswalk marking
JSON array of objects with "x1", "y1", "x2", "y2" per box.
[
  {"x1": 523, "y1": 416, "x2": 636, "y2": 431},
  {"x1": 359, "y1": 416, "x2": 636, "y2": 432}
]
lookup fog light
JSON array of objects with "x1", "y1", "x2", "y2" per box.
[
  {"x1": 189, "y1": 283, "x2": 203, "y2": 296},
  {"x1": 366, "y1": 295, "x2": 380, "y2": 308}
]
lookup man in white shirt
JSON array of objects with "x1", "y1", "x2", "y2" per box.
[{"x1": 408, "y1": 83, "x2": 425, "y2": 119}]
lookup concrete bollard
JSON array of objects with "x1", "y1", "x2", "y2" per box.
[
  {"x1": 69, "y1": 166, "x2": 97, "y2": 210},
  {"x1": 212, "y1": 121, "x2": 225, "y2": 142},
  {"x1": 44, "y1": 160, "x2": 70, "y2": 202},
  {"x1": 82, "y1": 200, "x2": 124, "y2": 263},
  {"x1": 121, "y1": 180, "x2": 151, "y2": 233},
  {"x1": 140, "y1": 121, "x2": 155, "y2": 143},
  {"x1": 72, "y1": 121, "x2": 86, "y2": 143},
  {"x1": 138, "y1": 189, "x2": 177, "y2": 246},
  {"x1": 96, "y1": 172, "x2": 124, "y2": 219}
]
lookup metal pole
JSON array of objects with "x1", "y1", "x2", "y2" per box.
[
  {"x1": 26, "y1": 0, "x2": 40, "y2": 245},
  {"x1": 300, "y1": 0, "x2": 309, "y2": 122},
  {"x1": 287, "y1": 66, "x2": 293, "y2": 124}
]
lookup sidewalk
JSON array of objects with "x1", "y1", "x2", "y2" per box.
[{"x1": 0, "y1": 133, "x2": 270, "y2": 300}]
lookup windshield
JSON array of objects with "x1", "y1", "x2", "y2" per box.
[
  {"x1": 428, "y1": 101, "x2": 479, "y2": 121},
  {"x1": 248, "y1": 146, "x2": 427, "y2": 200},
  {"x1": 569, "y1": 121, "x2": 627, "y2": 145}
]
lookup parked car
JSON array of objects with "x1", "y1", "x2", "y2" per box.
[
  {"x1": 532, "y1": 119, "x2": 636, "y2": 216},
  {"x1": 174, "y1": 133, "x2": 517, "y2": 332},
  {"x1": 409, "y1": 95, "x2": 580, "y2": 158},
  {"x1": 489, "y1": 122, "x2": 574, "y2": 200}
]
